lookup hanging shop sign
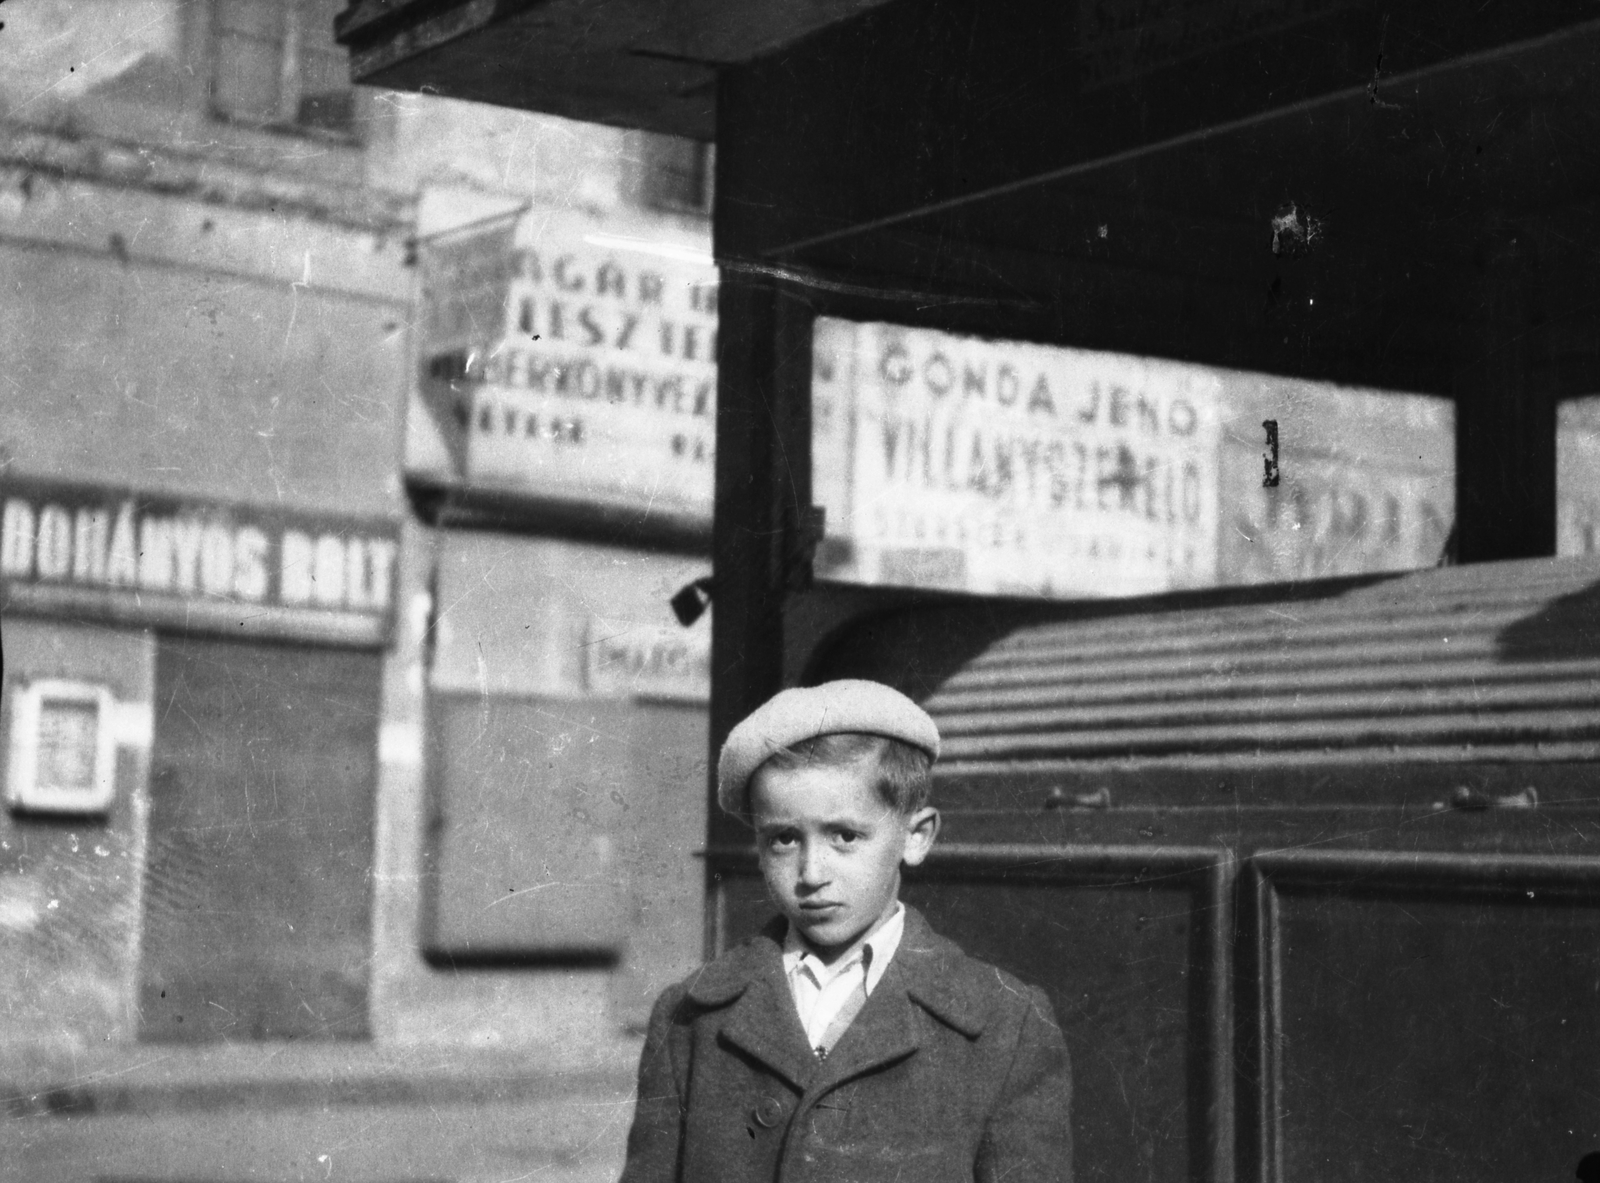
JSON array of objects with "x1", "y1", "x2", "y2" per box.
[
  {"x1": 0, "y1": 477, "x2": 400, "y2": 647},
  {"x1": 811, "y1": 318, "x2": 1222, "y2": 598},
  {"x1": 1212, "y1": 382, "x2": 1455, "y2": 583},
  {"x1": 415, "y1": 210, "x2": 718, "y2": 526},
  {"x1": 1218, "y1": 449, "x2": 1454, "y2": 584}
]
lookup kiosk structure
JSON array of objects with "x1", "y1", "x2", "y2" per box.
[{"x1": 338, "y1": 6, "x2": 1600, "y2": 1181}]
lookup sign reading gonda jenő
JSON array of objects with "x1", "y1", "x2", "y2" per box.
[
  {"x1": 0, "y1": 478, "x2": 400, "y2": 646},
  {"x1": 417, "y1": 210, "x2": 717, "y2": 522},
  {"x1": 811, "y1": 319, "x2": 1222, "y2": 598}
]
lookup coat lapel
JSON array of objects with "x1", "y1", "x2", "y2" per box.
[
  {"x1": 810, "y1": 906, "x2": 994, "y2": 1088},
  {"x1": 810, "y1": 953, "x2": 921, "y2": 1088},
  {"x1": 691, "y1": 907, "x2": 997, "y2": 1095},
  {"x1": 896, "y1": 907, "x2": 996, "y2": 1040},
  {"x1": 691, "y1": 919, "x2": 818, "y2": 1092},
  {"x1": 718, "y1": 972, "x2": 819, "y2": 1092}
]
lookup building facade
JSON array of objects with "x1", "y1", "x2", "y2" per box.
[
  {"x1": 2, "y1": 4, "x2": 713, "y2": 1177},
  {"x1": 1, "y1": 0, "x2": 412, "y2": 1055}
]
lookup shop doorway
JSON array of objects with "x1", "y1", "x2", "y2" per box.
[{"x1": 138, "y1": 635, "x2": 379, "y2": 1041}]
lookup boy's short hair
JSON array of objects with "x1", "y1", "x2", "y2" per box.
[{"x1": 756, "y1": 732, "x2": 934, "y2": 817}]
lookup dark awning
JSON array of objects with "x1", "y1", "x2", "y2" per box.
[{"x1": 334, "y1": 0, "x2": 898, "y2": 139}]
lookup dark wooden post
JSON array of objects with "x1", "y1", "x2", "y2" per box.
[
  {"x1": 1453, "y1": 228, "x2": 1555, "y2": 564},
  {"x1": 706, "y1": 262, "x2": 814, "y2": 862},
  {"x1": 709, "y1": 272, "x2": 785, "y2": 768}
]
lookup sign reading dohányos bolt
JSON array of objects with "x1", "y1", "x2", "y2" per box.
[
  {"x1": 417, "y1": 209, "x2": 717, "y2": 524},
  {"x1": 1, "y1": 477, "x2": 400, "y2": 647},
  {"x1": 811, "y1": 318, "x2": 1222, "y2": 598}
]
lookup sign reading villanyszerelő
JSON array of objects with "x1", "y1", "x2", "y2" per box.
[
  {"x1": 0, "y1": 477, "x2": 400, "y2": 647},
  {"x1": 812, "y1": 318, "x2": 1222, "y2": 599},
  {"x1": 417, "y1": 209, "x2": 717, "y2": 526}
]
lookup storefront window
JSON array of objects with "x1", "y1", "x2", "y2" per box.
[
  {"x1": 210, "y1": 0, "x2": 357, "y2": 138},
  {"x1": 636, "y1": 134, "x2": 715, "y2": 215},
  {"x1": 423, "y1": 532, "x2": 709, "y2": 1024}
]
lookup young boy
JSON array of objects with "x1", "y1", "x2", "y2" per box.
[{"x1": 620, "y1": 679, "x2": 1073, "y2": 1183}]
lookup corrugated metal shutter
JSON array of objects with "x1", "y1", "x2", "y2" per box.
[{"x1": 815, "y1": 554, "x2": 1600, "y2": 802}]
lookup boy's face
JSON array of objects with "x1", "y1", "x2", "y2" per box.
[{"x1": 749, "y1": 756, "x2": 939, "y2": 960}]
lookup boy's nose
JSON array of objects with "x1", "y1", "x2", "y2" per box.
[{"x1": 796, "y1": 845, "x2": 829, "y2": 888}]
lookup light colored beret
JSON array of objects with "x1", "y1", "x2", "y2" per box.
[{"x1": 716, "y1": 679, "x2": 940, "y2": 815}]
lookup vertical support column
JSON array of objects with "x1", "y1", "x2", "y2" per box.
[
  {"x1": 704, "y1": 61, "x2": 821, "y2": 955},
  {"x1": 710, "y1": 271, "x2": 786, "y2": 774},
  {"x1": 1454, "y1": 229, "x2": 1554, "y2": 564},
  {"x1": 705, "y1": 264, "x2": 814, "y2": 904}
]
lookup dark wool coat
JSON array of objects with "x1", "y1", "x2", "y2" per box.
[{"x1": 619, "y1": 906, "x2": 1073, "y2": 1183}]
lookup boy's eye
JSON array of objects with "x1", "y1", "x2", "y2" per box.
[
  {"x1": 764, "y1": 832, "x2": 799, "y2": 851},
  {"x1": 832, "y1": 829, "x2": 861, "y2": 845}
]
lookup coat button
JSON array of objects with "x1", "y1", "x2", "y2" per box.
[{"x1": 753, "y1": 1096, "x2": 785, "y2": 1128}]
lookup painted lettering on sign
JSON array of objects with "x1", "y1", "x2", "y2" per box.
[
  {"x1": 0, "y1": 479, "x2": 400, "y2": 645},
  {"x1": 584, "y1": 616, "x2": 710, "y2": 703},
  {"x1": 416, "y1": 210, "x2": 717, "y2": 521},
  {"x1": 1220, "y1": 438, "x2": 1453, "y2": 584},
  {"x1": 812, "y1": 318, "x2": 1223, "y2": 599}
]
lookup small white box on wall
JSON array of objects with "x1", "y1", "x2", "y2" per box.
[{"x1": 6, "y1": 679, "x2": 117, "y2": 816}]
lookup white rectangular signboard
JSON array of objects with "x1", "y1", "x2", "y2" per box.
[
  {"x1": 584, "y1": 615, "x2": 711, "y2": 703},
  {"x1": 416, "y1": 210, "x2": 718, "y2": 522},
  {"x1": 812, "y1": 318, "x2": 1223, "y2": 598}
]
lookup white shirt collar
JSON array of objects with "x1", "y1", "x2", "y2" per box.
[{"x1": 782, "y1": 901, "x2": 905, "y2": 995}]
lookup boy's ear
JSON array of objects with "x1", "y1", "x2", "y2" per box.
[{"x1": 900, "y1": 807, "x2": 940, "y2": 867}]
